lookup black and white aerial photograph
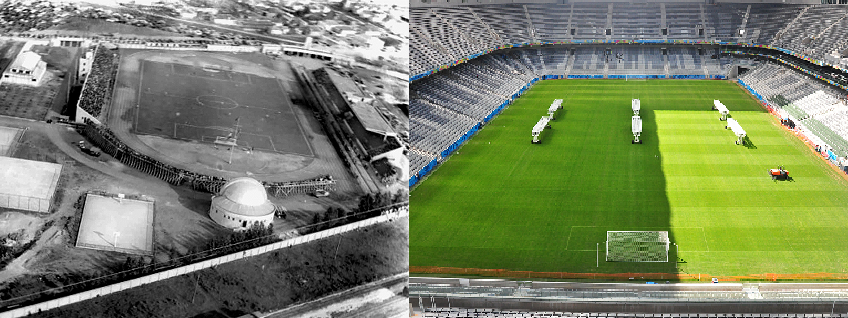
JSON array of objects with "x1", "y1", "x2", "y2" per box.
[{"x1": 0, "y1": 0, "x2": 409, "y2": 316}]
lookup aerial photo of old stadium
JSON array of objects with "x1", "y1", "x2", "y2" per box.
[
  {"x1": 409, "y1": 0, "x2": 848, "y2": 316},
  {"x1": 0, "y1": 0, "x2": 409, "y2": 317}
]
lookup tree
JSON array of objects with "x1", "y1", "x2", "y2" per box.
[
  {"x1": 322, "y1": 210, "x2": 332, "y2": 230},
  {"x1": 312, "y1": 212, "x2": 321, "y2": 230}
]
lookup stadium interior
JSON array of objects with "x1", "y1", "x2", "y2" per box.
[
  {"x1": 410, "y1": 0, "x2": 848, "y2": 184},
  {"x1": 409, "y1": 0, "x2": 848, "y2": 315}
]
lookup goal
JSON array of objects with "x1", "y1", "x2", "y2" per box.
[{"x1": 606, "y1": 231, "x2": 670, "y2": 262}]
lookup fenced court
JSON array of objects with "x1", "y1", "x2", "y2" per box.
[
  {"x1": 75, "y1": 193, "x2": 154, "y2": 256},
  {"x1": 133, "y1": 60, "x2": 312, "y2": 156},
  {"x1": 0, "y1": 156, "x2": 61, "y2": 213}
]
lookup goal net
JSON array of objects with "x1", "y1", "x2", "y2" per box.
[{"x1": 606, "y1": 231, "x2": 670, "y2": 262}]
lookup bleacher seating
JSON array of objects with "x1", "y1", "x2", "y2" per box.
[
  {"x1": 410, "y1": 3, "x2": 848, "y2": 76},
  {"x1": 409, "y1": 1, "x2": 848, "y2": 179},
  {"x1": 77, "y1": 46, "x2": 119, "y2": 119},
  {"x1": 739, "y1": 61, "x2": 848, "y2": 156},
  {"x1": 410, "y1": 54, "x2": 535, "y2": 175}
]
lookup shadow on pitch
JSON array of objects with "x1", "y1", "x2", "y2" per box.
[{"x1": 742, "y1": 136, "x2": 757, "y2": 150}]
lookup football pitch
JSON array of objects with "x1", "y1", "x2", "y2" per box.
[
  {"x1": 410, "y1": 80, "x2": 848, "y2": 277},
  {"x1": 134, "y1": 60, "x2": 313, "y2": 156}
]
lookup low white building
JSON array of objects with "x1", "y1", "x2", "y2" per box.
[
  {"x1": 78, "y1": 51, "x2": 93, "y2": 85},
  {"x1": 209, "y1": 177, "x2": 276, "y2": 230},
  {"x1": 2, "y1": 51, "x2": 47, "y2": 86}
]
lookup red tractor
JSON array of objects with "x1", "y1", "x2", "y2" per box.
[{"x1": 769, "y1": 166, "x2": 789, "y2": 180}]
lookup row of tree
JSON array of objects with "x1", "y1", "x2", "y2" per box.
[{"x1": 304, "y1": 190, "x2": 408, "y2": 234}]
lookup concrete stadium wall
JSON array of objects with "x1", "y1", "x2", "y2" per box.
[
  {"x1": 0, "y1": 207, "x2": 408, "y2": 318},
  {"x1": 74, "y1": 107, "x2": 99, "y2": 125}
]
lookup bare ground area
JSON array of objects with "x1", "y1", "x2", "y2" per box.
[
  {"x1": 27, "y1": 217, "x2": 408, "y2": 318},
  {"x1": 0, "y1": 123, "x2": 350, "y2": 308}
]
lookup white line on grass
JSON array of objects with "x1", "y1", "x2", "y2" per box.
[
  {"x1": 564, "y1": 226, "x2": 574, "y2": 250},
  {"x1": 505, "y1": 146, "x2": 532, "y2": 179}
]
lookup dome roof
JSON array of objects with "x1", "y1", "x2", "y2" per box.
[
  {"x1": 221, "y1": 177, "x2": 267, "y2": 206},
  {"x1": 212, "y1": 177, "x2": 275, "y2": 217}
]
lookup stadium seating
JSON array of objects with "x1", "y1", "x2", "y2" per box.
[
  {"x1": 77, "y1": 46, "x2": 119, "y2": 118},
  {"x1": 772, "y1": 6, "x2": 848, "y2": 58},
  {"x1": 410, "y1": 3, "x2": 848, "y2": 75},
  {"x1": 739, "y1": 61, "x2": 848, "y2": 156},
  {"x1": 410, "y1": 54, "x2": 537, "y2": 175}
]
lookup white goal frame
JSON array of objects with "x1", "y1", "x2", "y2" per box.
[{"x1": 606, "y1": 231, "x2": 670, "y2": 262}]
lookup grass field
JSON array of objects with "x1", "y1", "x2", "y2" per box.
[
  {"x1": 135, "y1": 60, "x2": 312, "y2": 156},
  {"x1": 410, "y1": 79, "x2": 848, "y2": 277}
]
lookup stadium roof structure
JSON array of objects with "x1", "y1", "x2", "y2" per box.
[
  {"x1": 345, "y1": 93, "x2": 396, "y2": 137},
  {"x1": 324, "y1": 67, "x2": 362, "y2": 97},
  {"x1": 324, "y1": 68, "x2": 395, "y2": 136}
]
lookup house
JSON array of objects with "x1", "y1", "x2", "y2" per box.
[{"x1": 2, "y1": 50, "x2": 46, "y2": 86}]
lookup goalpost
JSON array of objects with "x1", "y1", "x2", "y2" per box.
[
  {"x1": 605, "y1": 231, "x2": 670, "y2": 262},
  {"x1": 625, "y1": 75, "x2": 648, "y2": 82}
]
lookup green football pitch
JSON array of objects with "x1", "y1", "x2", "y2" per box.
[{"x1": 410, "y1": 79, "x2": 848, "y2": 277}]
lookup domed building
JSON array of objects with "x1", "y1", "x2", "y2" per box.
[{"x1": 209, "y1": 177, "x2": 276, "y2": 230}]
